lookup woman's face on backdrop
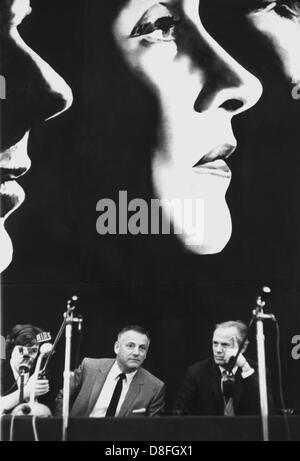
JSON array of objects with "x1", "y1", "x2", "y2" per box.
[
  {"x1": 113, "y1": 0, "x2": 262, "y2": 254},
  {"x1": 0, "y1": 0, "x2": 72, "y2": 273}
]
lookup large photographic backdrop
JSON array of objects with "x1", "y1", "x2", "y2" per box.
[{"x1": 1, "y1": 0, "x2": 300, "y2": 412}]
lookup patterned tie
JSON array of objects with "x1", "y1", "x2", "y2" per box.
[{"x1": 105, "y1": 373, "x2": 126, "y2": 417}]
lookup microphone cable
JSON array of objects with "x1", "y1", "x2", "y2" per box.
[
  {"x1": 74, "y1": 316, "x2": 83, "y2": 370},
  {"x1": 9, "y1": 414, "x2": 16, "y2": 442},
  {"x1": 274, "y1": 320, "x2": 291, "y2": 441},
  {"x1": 32, "y1": 416, "x2": 39, "y2": 442},
  {"x1": 9, "y1": 414, "x2": 40, "y2": 442}
]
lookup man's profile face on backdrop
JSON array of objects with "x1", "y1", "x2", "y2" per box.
[{"x1": 0, "y1": 0, "x2": 73, "y2": 273}]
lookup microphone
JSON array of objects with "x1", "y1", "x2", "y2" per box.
[
  {"x1": 226, "y1": 356, "x2": 236, "y2": 373},
  {"x1": 37, "y1": 342, "x2": 54, "y2": 379},
  {"x1": 256, "y1": 286, "x2": 271, "y2": 308},
  {"x1": 39, "y1": 342, "x2": 53, "y2": 356},
  {"x1": 67, "y1": 295, "x2": 79, "y2": 311},
  {"x1": 18, "y1": 356, "x2": 33, "y2": 374},
  {"x1": 255, "y1": 286, "x2": 277, "y2": 321}
]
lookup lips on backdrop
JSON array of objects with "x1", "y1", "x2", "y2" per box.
[{"x1": 2, "y1": 0, "x2": 300, "y2": 412}]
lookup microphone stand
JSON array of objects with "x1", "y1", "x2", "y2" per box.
[
  {"x1": 12, "y1": 363, "x2": 32, "y2": 416},
  {"x1": 19, "y1": 371, "x2": 26, "y2": 404},
  {"x1": 225, "y1": 287, "x2": 276, "y2": 442},
  {"x1": 18, "y1": 361, "x2": 31, "y2": 405},
  {"x1": 253, "y1": 292, "x2": 276, "y2": 442},
  {"x1": 62, "y1": 297, "x2": 82, "y2": 442}
]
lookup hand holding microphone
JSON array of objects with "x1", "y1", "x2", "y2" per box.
[
  {"x1": 18, "y1": 342, "x2": 52, "y2": 399},
  {"x1": 12, "y1": 341, "x2": 53, "y2": 417},
  {"x1": 23, "y1": 375, "x2": 50, "y2": 399},
  {"x1": 224, "y1": 336, "x2": 249, "y2": 372}
]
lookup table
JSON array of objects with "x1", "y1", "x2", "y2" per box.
[{"x1": 1, "y1": 416, "x2": 299, "y2": 441}]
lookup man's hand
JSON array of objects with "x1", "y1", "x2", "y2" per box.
[
  {"x1": 224, "y1": 336, "x2": 247, "y2": 369},
  {"x1": 24, "y1": 375, "x2": 50, "y2": 399}
]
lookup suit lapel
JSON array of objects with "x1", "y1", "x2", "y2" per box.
[
  {"x1": 87, "y1": 360, "x2": 115, "y2": 416},
  {"x1": 233, "y1": 370, "x2": 244, "y2": 412},
  {"x1": 118, "y1": 369, "x2": 144, "y2": 417},
  {"x1": 209, "y1": 360, "x2": 224, "y2": 414}
]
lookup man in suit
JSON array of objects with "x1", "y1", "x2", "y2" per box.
[
  {"x1": 175, "y1": 320, "x2": 275, "y2": 416},
  {"x1": 55, "y1": 325, "x2": 165, "y2": 417}
]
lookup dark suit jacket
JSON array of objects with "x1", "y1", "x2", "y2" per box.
[
  {"x1": 55, "y1": 358, "x2": 165, "y2": 417},
  {"x1": 174, "y1": 358, "x2": 276, "y2": 416}
]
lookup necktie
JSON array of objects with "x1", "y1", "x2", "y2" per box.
[
  {"x1": 105, "y1": 373, "x2": 126, "y2": 417},
  {"x1": 221, "y1": 370, "x2": 235, "y2": 417}
]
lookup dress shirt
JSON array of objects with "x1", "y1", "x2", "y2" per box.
[
  {"x1": 219, "y1": 363, "x2": 255, "y2": 381},
  {"x1": 219, "y1": 363, "x2": 255, "y2": 416},
  {"x1": 90, "y1": 361, "x2": 137, "y2": 418}
]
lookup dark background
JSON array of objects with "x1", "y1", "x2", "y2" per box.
[{"x1": 2, "y1": 0, "x2": 300, "y2": 412}]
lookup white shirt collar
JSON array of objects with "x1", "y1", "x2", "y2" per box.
[
  {"x1": 219, "y1": 365, "x2": 238, "y2": 376},
  {"x1": 111, "y1": 360, "x2": 138, "y2": 385}
]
